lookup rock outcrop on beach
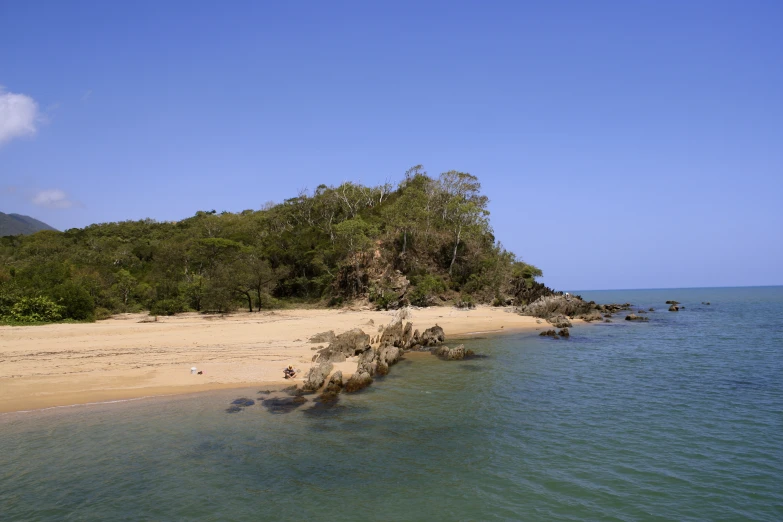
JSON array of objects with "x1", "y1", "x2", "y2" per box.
[
  {"x1": 578, "y1": 311, "x2": 603, "y2": 322},
  {"x1": 356, "y1": 347, "x2": 378, "y2": 376},
  {"x1": 380, "y1": 321, "x2": 404, "y2": 347},
  {"x1": 301, "y1": 319, "x2": 446, "y2": 400},
  {"x1": 324, "y1": 371, "x2": 343, "y2": 392},
  {"x1": 303, "y1": 362, "x2": 334, "y2": 392},
  {"x1": 315, "y1": 328, "x2": 371, "y2": 363},
  {"x1": 309, "y1": 330, "x2": 336, "y2": 343},
  {"x1": 548, "y1": 314, "x2": 573, "y2": 328}
]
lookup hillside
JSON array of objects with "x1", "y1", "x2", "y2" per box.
[
  {"x1": 0, "y1": 212, "x2": 57, "y2": 237},
  {"x1": 0, "y1": 167, "x2": 551, "y2": 322}
]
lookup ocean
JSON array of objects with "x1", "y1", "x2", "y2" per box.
[{"x1": 1, "y1": 287, "x2": 781, "y2": 521}]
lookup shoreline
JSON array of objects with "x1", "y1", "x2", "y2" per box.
[{"x1": 0, "y1": 305, "x2": 558, "y2": 414}]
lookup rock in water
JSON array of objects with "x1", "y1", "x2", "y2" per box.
[
  {"x1": 518, "y1": 294, "x2": 595, "y2": 319},
  {"x1": 420, "y1": 325, "x2": 446, "y2": 346},
  {"x1": 378, "y1": 344, "x2": 401, "y2": 366},
  {"x1": 625, "y1": 314, "x2": 649, "y2": 321},
  {"x1": 668, "y1": 305, "x2": 679, "y2": 312},
  {"x1": 433, "y1": 345, "x2": 450, "y2": 357},
  {"x1": 557, "y1": 328, "x2": 570, "y2": 338},
  {"x1": 344, "y1": 371, "x2": 373, "y2": 393},
  {"x1": 447, "y1": 345, "x2": 466, "y2": 360}
]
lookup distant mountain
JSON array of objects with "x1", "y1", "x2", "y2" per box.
[{"x1": 0, "y1": 212, "x2": 58, "y2": 236}]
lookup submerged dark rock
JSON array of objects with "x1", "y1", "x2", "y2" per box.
[
  {"x1": 231, "y1": 398, "x2": 255, "y2": 407},
  {"x1": 625, "y1": 314, "x2": 649, "y2": 322},
  {"x1": 225, "y1": 405, "x2": 244, "y2": 413},
  {"x1": 262, "y1": 396, "x2": 307, "y2": 414}
]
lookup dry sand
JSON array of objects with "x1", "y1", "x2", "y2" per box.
[{"x1": 0, "y1": 305, "x2": 548, "y2": 413}]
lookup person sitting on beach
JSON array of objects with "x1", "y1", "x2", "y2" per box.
[{"x1": 283, "y1": 366, "x2": 297, "y2": 379}]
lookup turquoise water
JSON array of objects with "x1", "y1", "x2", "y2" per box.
[{"x1": 1, "y1": 287, "x2": 782, "y2": 521}]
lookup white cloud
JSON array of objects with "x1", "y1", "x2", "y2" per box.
[
  {"x1": 31, "y1": 189, "x2": 75, "y2": 209},
  {"x1": 0, "y1": 86, "x2": 40, "y2": 146}
]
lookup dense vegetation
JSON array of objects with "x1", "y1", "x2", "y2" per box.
[{"x1": 0, "y1": 167, "x2": 546, "y2": 323}]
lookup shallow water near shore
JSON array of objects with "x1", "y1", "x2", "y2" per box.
[{"x1": 1, "y1": 287, "x2": 782, "y2": 520}]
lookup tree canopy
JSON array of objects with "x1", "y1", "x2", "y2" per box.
[{"x1": 0, "y1": 167, "x2": 544, "y2": 322}]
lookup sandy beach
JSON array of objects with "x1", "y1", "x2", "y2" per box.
[{"x1": 0, "y1": 305, "x2": 550, "y2": 413}]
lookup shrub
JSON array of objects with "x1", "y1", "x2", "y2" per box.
[
  {"x1": 409, "y1": 275, "x2": 446, "y2": 307},
  {"x1": 8, "y1": 296, "x2": 65, "y2": 323},
  {"x1": 455, "y1": 294, "x2": 475, "y2": 309},
  {"x1": 52, "y1": 282, "x2": 95, "y2": 320},
  {"x1": 369, "y1": 285, "x2": 396, "y2": 310},
  {"x1": 150, "y1": 298, "x2": 186, "y2": 316},
  {"x1": 94, "y1": 307, "x2": 113, "y2": 320}
]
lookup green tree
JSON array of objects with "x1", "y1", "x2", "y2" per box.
[
  {"x1": 114, "y1": 269, "x2": 137, "y2": 306},
  {"x1": 334, "y1": 217, "x2": 378, "y2": 295},
  {"x1": 438, "y1": 171, "x2": 490, "y2": 276}
]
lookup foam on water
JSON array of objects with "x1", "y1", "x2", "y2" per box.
[{"x1": 1, "y1": 287, "x2": 781, "y2": 520}]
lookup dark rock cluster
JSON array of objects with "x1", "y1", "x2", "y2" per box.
[
  {"x1": 225, "y1": 397, "x2": 256, "y2": 413},
  {"x1": 519, "y1": 295, "x2": 632, "y2": 323}
]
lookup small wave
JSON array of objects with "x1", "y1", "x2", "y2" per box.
[{"x1": 0, "y1": 395, "x2": 163, "y2": 416}]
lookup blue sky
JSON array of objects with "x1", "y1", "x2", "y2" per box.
[{"x1": 1, "y1": 1, "x2": 781, "y2": 290}]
